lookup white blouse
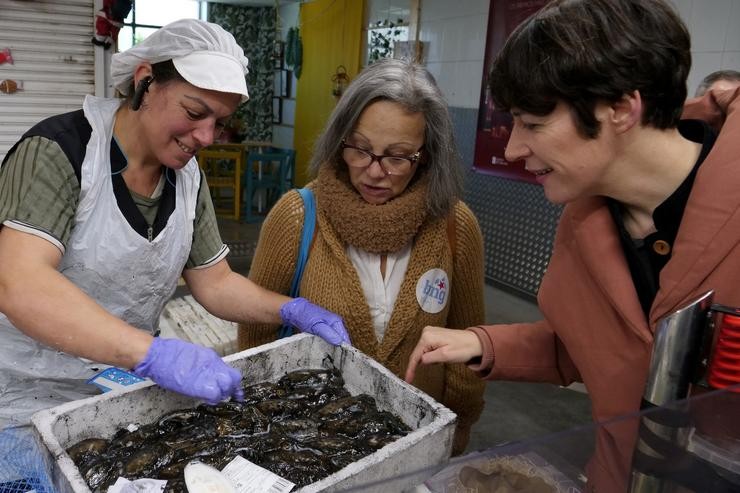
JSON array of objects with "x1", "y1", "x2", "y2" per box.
[{"x1": 347, "y1": 242, "x2": 412, "y2": 342}]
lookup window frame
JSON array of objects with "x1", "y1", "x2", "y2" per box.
[{"x1": 118, "y1": 0, "x2": 208, "y2": 50}]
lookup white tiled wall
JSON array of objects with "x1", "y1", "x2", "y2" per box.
[
  {"x1": 670, "y1": 0, "x2": 740, "y2": 96},
  {"x1": 418, "y1": 0, "x2": 489, "y2": 109},
  {"x1": 418, "y1": 0, "x2": 740, "y2": 109}
]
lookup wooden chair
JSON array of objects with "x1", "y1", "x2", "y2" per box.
[{"x1": 197, "y1": 144, "x2": 245, "y2": 220}]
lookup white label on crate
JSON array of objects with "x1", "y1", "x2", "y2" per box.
[
  {"x1": 221, "y1": 456, "x2": 295, "y2": 493},
  {"x1": 108, "y1": 477, "x2": 166, "y2": 493},
  {"x1": 184, "y1": 462, "x2": 236, "y2": 493},
  {"x1": 416, "y1": 268, "x2": 449, "y2": 314}
]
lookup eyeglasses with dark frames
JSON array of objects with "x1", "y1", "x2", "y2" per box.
[{"x1": 340, "y1": 139, "x2": 422, "y2": 176}]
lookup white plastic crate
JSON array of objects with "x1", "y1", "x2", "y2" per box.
[{"x1": 32, "y1": 334, "x2": 456, "y2": 493}]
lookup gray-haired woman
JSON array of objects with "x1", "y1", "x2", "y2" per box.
[{"x1": 239, "y1": 58, "x2": 486, "y2": 456}]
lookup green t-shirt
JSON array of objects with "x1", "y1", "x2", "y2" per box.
[{"x1": 0, "y1": 136, "x2": 226, "y2": 269}]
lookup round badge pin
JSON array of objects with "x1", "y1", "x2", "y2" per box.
[{"x1": 416, "y1": 268, "x2": 450, "y2": 314}]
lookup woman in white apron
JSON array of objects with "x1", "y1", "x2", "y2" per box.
[{"x1": 0, "y1": 19, "x2": 349, "y2": 429}]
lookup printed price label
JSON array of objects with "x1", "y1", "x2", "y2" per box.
[
  {"x1": 87, "y1": 367, "x2": 146, "y2": 392},
  {"x1": 221, "y1": 456, "x2": 294, "y2": 493}
]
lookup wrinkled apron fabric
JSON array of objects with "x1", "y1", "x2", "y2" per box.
[{"x1": 0, "y1": 95, "x2": 199, "y2": 427}]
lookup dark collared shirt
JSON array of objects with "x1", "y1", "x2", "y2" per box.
[{"x1": 608, "y1": 120, "x2": 717, "y2": 317}]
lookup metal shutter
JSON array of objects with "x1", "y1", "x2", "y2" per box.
[{"x1": 0, "y1": 0, "x2": 94, "y2": 161}]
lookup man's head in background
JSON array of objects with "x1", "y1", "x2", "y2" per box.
[{"x1": 694, "y1": 69, "x2": 740, "y2": 97}]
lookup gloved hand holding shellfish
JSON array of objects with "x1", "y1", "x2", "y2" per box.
[{"x1": 133, "y1": 338, "x2": 244, "y2": 405}]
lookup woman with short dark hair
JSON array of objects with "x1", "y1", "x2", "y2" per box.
[{"x1": 406, "y1": 0, "x2": 740, "y2": 490}]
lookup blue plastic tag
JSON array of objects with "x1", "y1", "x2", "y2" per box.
[{"x1": 87, "y1": 367, "x2": 146, "y2": 393}]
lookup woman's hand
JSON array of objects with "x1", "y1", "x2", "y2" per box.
[
  {"x1": 279, "y1": 297, "x2": 351, "y2": 345},
  {"x1": 133, "y1": 338, "x2": 243, "y2": 404},
  {"x1": 405, "y1": 326, "x2": 482, "y2": 383}
]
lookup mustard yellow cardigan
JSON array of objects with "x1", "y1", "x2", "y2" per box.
[{"x1": 239, "y1": 188, "x2": 486, "y2": 455}]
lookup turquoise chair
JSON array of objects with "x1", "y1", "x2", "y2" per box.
[
  {"x1": 241, "y1": 148, "x2": 295, "y2": 223},
  {"x1": 272, "y1": 148, "x2": 295, "y2": 195}
]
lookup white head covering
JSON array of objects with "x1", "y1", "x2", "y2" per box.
[{"x1": 111, "y1": 19, "x2": 249, "y2": 102}]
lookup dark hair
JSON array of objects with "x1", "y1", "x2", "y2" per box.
[
  {"x1": 310, "y1": 58, "x2": 463, "y2": 218},
  {"x1": 124, "y1": 59, "x2": 186, "y2": 100},
  {"x1": 489, "y1": 0, "x2": 691, "y2": 138},
  {"x1": 695, "y1": 69, "x2": 740, "y2": 97}
]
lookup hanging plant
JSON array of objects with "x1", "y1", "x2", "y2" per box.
[{"x1": 368, "y1": 18, "x2": 404, "y2": 64}]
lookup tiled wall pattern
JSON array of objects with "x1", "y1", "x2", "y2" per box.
[
  {"x1": 670, "y1": 0, "x2": 740, "y2": 96},
  {"x1": 421, "y1": 0, "x2": 740, "y2": 297},
  {"x1": 420, "y1": 0, "x2": 740, "y2": 107},
  {"x1": 418, "y1": 0, "x2": 489, "y2": 109}
]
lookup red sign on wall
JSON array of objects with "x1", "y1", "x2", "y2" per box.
[{"x1": 473, "y1": 0, "x2": 547, "y2": 184}]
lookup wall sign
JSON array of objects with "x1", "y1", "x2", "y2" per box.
[{"x1": 473, "y1": 0, "x2": 547, "y2": 184}]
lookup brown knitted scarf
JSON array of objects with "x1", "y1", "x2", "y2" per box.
[{"x1": 315, "y1": 165, "x2": 429, "y2": 254}]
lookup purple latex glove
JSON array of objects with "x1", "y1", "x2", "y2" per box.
[
  {"x1": 133, "y1": 338, "x2": 244, "y2": 405},
  {"x1": 279, "y1": 297, "x2": 351, "y2": 346}
]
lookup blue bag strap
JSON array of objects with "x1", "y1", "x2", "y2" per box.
[
  {"x1": 278, "y1": 188, "x2": 315, "y2": 338},
  {"x1": 289, "y1": 187, "x2": 315, "y2": 297}
]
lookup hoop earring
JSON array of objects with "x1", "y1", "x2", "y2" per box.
[{"x1": 131, "y1": 76, "x2": 153, "y2": 111}]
